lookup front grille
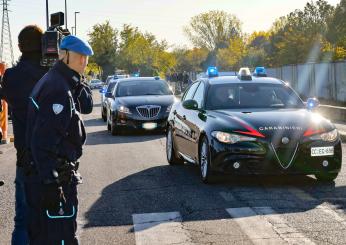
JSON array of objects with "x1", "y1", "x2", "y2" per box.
[
  {"x1": 136, "y1": 105, "x2": 161, "y2": 118},
  {"x1": 271, "y1": 143, "x2": 299, "y2": 169}
]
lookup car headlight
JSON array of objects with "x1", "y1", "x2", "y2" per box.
[
  {"x1": 118, "y1": 105, "x2": 131, "y2": 114},
  {"x1": 211, "y1": 131, "x2": 257, "y2": 144},
  {"x1": 166, "y1": 105, "x2": 172, "y2": 113},
  {"x1": 310, "y1": 129, "x2": 338, "y2": 142}
]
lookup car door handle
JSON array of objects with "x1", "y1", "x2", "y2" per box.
[{"x1": 182, "y1": 115, "x2": 186, "y2": 120}]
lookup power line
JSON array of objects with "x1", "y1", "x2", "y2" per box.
[{"x1": 0, "y1": 0, "x2": 14, "y2": 66}]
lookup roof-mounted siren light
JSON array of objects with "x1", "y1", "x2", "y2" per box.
[
  {"x1": 206, "y1": 66, "x2": 219, "y2": 78},
  {"x1": 253, "y1": 66, "x2": 267, "y2": 77},
  {"x1": 238, "y1": 67, "x2": 252, "y2": 81}
]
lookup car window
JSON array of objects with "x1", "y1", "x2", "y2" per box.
[
  {"x1": 193, "y1": 82, "x2": 205, "y2": 108},
  {"x1": 183, "y1": 82, "x2": 200, "y2": 101},
  {"x1": 206, "y1": 83, "x2": 304, "y2": 110},
  {"x1": 107, "y1": 82, "x2": 117, "y2": 93},
  {"x1": 116, "y1": 80, "x2": 173, "y2": 97}
]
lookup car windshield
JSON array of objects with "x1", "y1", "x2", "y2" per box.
[
  {"x1": 116, "y1": 80, "x2": 173, "y2": 97},
  {"x1": 107, "y1": 82, "x2": 117, "y2": 93},
  {"x1": 206, "y1": 83, "x2": 304, "y2": 110},
  {"x1": 105, "y1": 77, "x2": 112, "y2": 85},
  {"x1": 91, "y1": 80, "x2": 101, "y2": 84}
]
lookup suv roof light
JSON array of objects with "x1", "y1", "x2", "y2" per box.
[
  {"x1": 253, "y1": 66, "x2": 267, "y2": 77},
  {"x1": 238, "y1": 67, "x2": 252, "y2": 81},
  {"x1": 206, "y1": 66, "x2": 218, "y2": 78}
]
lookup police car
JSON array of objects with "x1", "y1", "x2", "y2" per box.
[{"x1": 166, "y1": 67, "x2": 342, "y2": 183}]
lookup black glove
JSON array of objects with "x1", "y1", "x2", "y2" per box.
[{"x1": 41, "y1": 184, "x2": 66, "y2": 211}]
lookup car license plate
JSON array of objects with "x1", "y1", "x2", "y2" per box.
[
  {"x1": 311, "y1": 146, "x2": 334, "y2": 156},
  {"x1": 142, "y1": 123, "x2": 157, "y2": 130}
]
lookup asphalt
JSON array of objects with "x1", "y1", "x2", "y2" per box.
[{"x1": 1, "y1": 92, "x2": 346, "y2": 244}]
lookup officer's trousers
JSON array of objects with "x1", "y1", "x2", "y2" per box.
[
  {"x1": 25, "y1": 178, "x2": 79, "y2": 245},
  {"x1": 11, "y1": 166, "x2": 29, "y2": 245}
]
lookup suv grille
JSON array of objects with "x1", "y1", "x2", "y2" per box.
[{"x1": 136, "y1": 105, "x2": 161, "y2": 118}]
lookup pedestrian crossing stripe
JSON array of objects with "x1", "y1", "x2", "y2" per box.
[
  {"x1": 132, "y1": 212, "x2": 192, "y2": 245},
  {"x1": 226, "y1": 207, "x2": 315, "y2": 245},
  {"x1": 130, "y1": 188, "x2": 346, "y2": 245}
]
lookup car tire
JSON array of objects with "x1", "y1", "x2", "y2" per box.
[
  {"x1": 107, "y1": 116, "x2": 111, "y2": 131},
  {"x1": 166, "y1": 128, "x2": 184, "y2": 165},
  {"x1": 315, "y1": 172, "x2": 338, "y2": 182},
  {"x1": 111, "y1": 119, "x2": 118, "y2": 136},
  {"x1": 199, "y1": 137, "x2": 215, "y2": 184},
  {"x1": 102, "y1": 109, "x2": 107, "y2": 122}
]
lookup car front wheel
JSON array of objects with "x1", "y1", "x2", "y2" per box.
[
  {"x1": 166, "y1": 128, "x2": 184, "y2": 165},
  {"x1": 111, "y1": 117, "x2": 118, "y2": 136},
  {"x1": 200, "y1": 137, "x2": 214, "y2": 184},
  {"x1": 315, "y1": 172, "x2": 338, "y2": 182},
  {"x1": 102, "y1": 108, "x2": 107, "y2": 122}
]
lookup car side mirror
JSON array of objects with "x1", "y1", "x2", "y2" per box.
[
  {"x1": 105, "y1": 92, "x2": 113, "y2": 98},
  {"x1": 182, "y1": 99, "x2": 198, "y2": 110},
  {"x1": 306, "y1": 98, "x2": 320, "y2": 110}
]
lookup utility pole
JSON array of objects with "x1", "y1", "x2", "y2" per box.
[
  {"x1": 74, "y1": 11, "x2": 80, "y2": 35},
  {"x1": 0, "y1": 0, "x2": 14, "y2": 66}
]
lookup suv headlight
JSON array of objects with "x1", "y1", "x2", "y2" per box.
[
  {"x1": 310, "y1": 129, "x2": 338, "y2": 142},
  {"x1": 211, "y1": 131, "x2": 257, "y2": 144},
  {"x1": 118, "y1": 105, "x2": 131, "y2": 114}
]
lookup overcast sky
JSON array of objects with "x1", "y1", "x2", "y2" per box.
[{"x1": 8, "y1": 0, "x2": 341, "y2": 60}]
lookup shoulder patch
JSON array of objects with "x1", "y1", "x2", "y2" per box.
[{"x1": 52, "y1": 104, "x2": 64, "y2": 115}]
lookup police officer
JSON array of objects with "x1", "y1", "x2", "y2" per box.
[
  {"x1": 25, "y1": 35, "x2": 93, "y2": 244},
  {"x1": 0, "y1": 25, "x2": 47, "y2": 245}
]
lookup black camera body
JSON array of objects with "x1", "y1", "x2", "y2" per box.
[{"x1": 41, "y1": 12, "x2": 70, "y2": 67}]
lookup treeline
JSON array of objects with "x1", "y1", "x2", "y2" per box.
[{"x1": 87, "y1": 0, "x2": 346, "y2": 79}]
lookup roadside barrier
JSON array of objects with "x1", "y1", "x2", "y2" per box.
[
  {"x1": 0, "y1": 62, "x2": 8, "y2": 144},
  {"x1": 0, "y1": 100, "x2": 8, "y2": 143}
]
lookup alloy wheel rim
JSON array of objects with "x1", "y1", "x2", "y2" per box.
[
  {"x1": 167, "y1": 130, "x2": 173, "y2": 160},
  {"x1": 200, "y1": 142, "x2": 208, "y2": 178}
]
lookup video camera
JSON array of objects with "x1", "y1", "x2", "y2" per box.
[{"x1": 41, "y1": 12, "x2": 70, "y2": 67}]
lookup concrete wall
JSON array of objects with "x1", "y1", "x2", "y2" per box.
[{"x1": 267, "y1": 61, "x2": 346, "y2": 102}]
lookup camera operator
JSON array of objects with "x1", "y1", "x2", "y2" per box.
[
  {"x1": 25, "y1": 35, "x2": 93, "y2": 244},
  {"x1": 0, "y1": 25, "x2": 48, "y2": 245}
]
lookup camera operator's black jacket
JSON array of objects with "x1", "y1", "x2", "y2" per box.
[
  {"x1": 0, "y1": 58, "x2": 47, "y2": 151},
  {"x1": 26, "y1": 60, "x2": 93, "y2": 183}
]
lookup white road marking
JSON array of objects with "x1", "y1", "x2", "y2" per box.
[
  {"x1": 288, "y1": 188, "x2": 316, "y2": 201},
  {"x1": 289, "y1": 188, "x2": 346, "y2": 227},
  {"x1": 132, "y1": 211, "x2": 193, "y2": 245},
  {"x1": 226, "y1": 207, "x2": 315, "y2": 245},
  {"x1": 316, "y1": 204, "x2": 346, "y2": 226}
]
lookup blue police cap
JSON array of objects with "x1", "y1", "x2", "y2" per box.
[{"x1": 60, "y1": 35, "x2": 94, "y2": 56}]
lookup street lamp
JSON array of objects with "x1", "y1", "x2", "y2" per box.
[
  {"x1": 74, "y1": 11, "x2": 80, "y2": 35},
  {"x1": 46, "y1": 0, "x2": 49, "y2": 29},
  {"x1": 65, "y1": 0, "x2": 68, "y2": 29},
  {"x1": 71, "y1": 26, "x2": 75, "y2": 35}
]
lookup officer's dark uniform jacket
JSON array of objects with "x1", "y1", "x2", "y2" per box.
[
  {"x1": 0, "y1": 57, "x2": 47, "y2": 154},
  {"x1": 26, "y1": 60, "x2": 92, "y2": 183}
]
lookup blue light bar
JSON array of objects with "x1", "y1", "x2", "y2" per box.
[
  {"x1": 206, "y1": 66, "x2": 218, "y2": 78},
  {"x1": 253, "y1": 67, "x2": 267, "y2": 77}
]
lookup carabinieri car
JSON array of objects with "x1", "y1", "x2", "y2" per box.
[{"x1": 166, "y1": 67, "x2": 342, "y2": 183}]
